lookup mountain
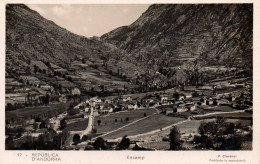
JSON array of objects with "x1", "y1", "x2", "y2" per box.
[
  {"x1": 5, "y1": 4, "x2": 253, "y2": 91},
  {"x1": 101, "y1": 4, "x2": 253, "y2": 69},
  {"x1": 6, "y1": 4, "x2": 142, "y2": 77}
]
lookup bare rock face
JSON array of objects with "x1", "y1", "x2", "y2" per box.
[{"x1": 101, "y1": 4, "x2": 253, "y2": 69}]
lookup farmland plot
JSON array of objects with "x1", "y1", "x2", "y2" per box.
[
  {"x1": 103, "y1": 114, "x2": 184, "y2": 139},
  {"x1": 94, "y1": 109, "x2": 156, "y2": 134}
]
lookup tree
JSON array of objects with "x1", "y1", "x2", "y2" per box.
[
  {"x1": 224, "y1": 122, "x2": 235, "y2": 135},
  {"x1": 117, "y1": 135, "x2": 130, "y2": 150},
  {"x1": 73, "y1": 134, "x2": 81, "y2": 144},
  {"x1": 92, "y1": 128, "x2": 97, "y2": 134},
  {"x1": 194, "y1": 118, "x2": 243, "y2": 150},
  {"x1": 219, "y1": 135, "x2": 242, "y2": 150},
  {"x1": 93, "y1": 137, "x2": 106, "y2": 150},
  {"x1": 82, "y1": 58, "x2": 86, "y2": 64},
  {"x1": 192, "y1": 92, "x2": 199, "y2": 97},
  {"x1": 57, "y1": 129, "x2": 70, "y2": 147},
  {"x1": 44, "y1": 94, "x2": 50, "y2": 106},
  {"x1": 67, "y1": 76, "x2": 72, "y2": 82},
  {"x1": 33, "y1": 123, "x2": 38, "y2": 131},
  {"x1": 173, "y1": 107, "x2": 177, "y2": 113},
  {"x1": 60, "y1": 119, "x2": 67, "y2": 130},
  {"x1": 6, "y1": 136, "x2": 15, "y2": 150},
  {"x1": 172, "y1": 92, "x2": 180, "y2": 100},
  {"x1": 97, "y1": 120, "x2": 101, "y2": 126},
  {"x1": 82, "y1": 135, "x2": 89, "y2": 142},
  {"x1": 39, "y1": 120, "x2": 46, "y2": 129},
  {"x1": 184, "y1": 59, "x2": 205, "y2": 88},
  {"x1": 169, "y1": 126, "x2": 181, "y2": 150},
  {"x1": 6, "y1": 103, "x2": 15, "y2": 111}
]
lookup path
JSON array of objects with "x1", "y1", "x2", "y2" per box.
[
  {"x1": 80, "y1": 107, "x2": 94, "y2": 138},
  {"x1": 193, "y1": 109, "x2": 245, "y2": 118}
]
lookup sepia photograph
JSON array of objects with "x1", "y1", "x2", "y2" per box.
[{"x1": 4, "y1": 3, "x2": 254, "y2": 152}]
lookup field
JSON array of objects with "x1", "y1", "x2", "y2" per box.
[
  {"x1": 94, "y1": 109, "x2": 157, "y2": 134},
  {"x1": 66, "y1": 118, "x2": 89, "y2": 131},
  {"x1": 103, "y1": 114, "x2": 185, "y2": 139},
  {"x1": 210, "y1": 106, "x2": 236, "y2": 112},
  {"x1": 6, "y1": 102, "x2": 71, "y2": 121}
]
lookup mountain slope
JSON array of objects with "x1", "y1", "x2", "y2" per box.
[
  {"x1": 6, "y1": 4, "x2": 139, "y2": 74},
  {"x1": 101, "y1": 4, "x2": 253, "y2": 68}
]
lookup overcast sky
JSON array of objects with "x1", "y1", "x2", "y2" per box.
[{"x1": 27, "y1": 4, "x2": 150, "y2": 37}]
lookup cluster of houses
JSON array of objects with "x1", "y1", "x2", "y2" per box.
[
  {"x1": 160, "y1": 84, "x2": 253, "y2": 116},
  {"x1": 74, "y1": 80, "x2": 253, "y2": 118}
]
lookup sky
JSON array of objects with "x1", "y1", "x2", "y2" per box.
[{"x1": 27, "y1": 4, "x2": 150, "y2": 37}]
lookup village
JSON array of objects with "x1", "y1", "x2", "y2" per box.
[{"x1": 5, "y1": 64, "x2": 253, "y2": 150}]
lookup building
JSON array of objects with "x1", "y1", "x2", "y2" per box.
[
  {"x1": 160, "y1": 95, "x2": 169, "y2": 104},
  {"x1": 54, "y1": 68, "x2": 68, "y2": 75},
  {"x1": 177, "y1": 106, "x2": 188, "y2": 113},
  {"x1": 186, "y1": 104, "x2": 197, "y2": 111},
  {"x1": 127, "y1": 104, "x2": 138, "y2": 110},
  {"x1": 71, "y1": 88, "x2": 81, "y2": 95}
]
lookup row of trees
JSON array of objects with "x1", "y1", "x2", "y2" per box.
[
  {"x1": 82, "y1": 126, "x2": 182, "y2": 150},
  {"x1": 97, "y1": 117, "x2": 131, "y2": 126},
  {"x1": 5, "y1": 93, "x2": 50, "y2": 111},
  {"x1": 84, "y1": 135, "x2": 131, "y2": 150}
]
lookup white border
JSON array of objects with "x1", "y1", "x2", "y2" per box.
[{"x1": 0, "y1": 0, "x2": 259, "y2": 164}]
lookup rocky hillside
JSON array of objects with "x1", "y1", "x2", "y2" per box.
[
  {"x1": 102, "y1": 4, "x2": 253, "y2": 69},
  {"x1": 6, "y1": 4, "x2": 140, "y2": 75}
]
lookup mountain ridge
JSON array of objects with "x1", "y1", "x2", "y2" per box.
[{"x1": 101, "y1": 4, "x2": 253, "y2": 69}]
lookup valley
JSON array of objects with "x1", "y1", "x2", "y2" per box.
[{"x1": 5, "y1": 4, "x2": 253, "y2": 151}]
